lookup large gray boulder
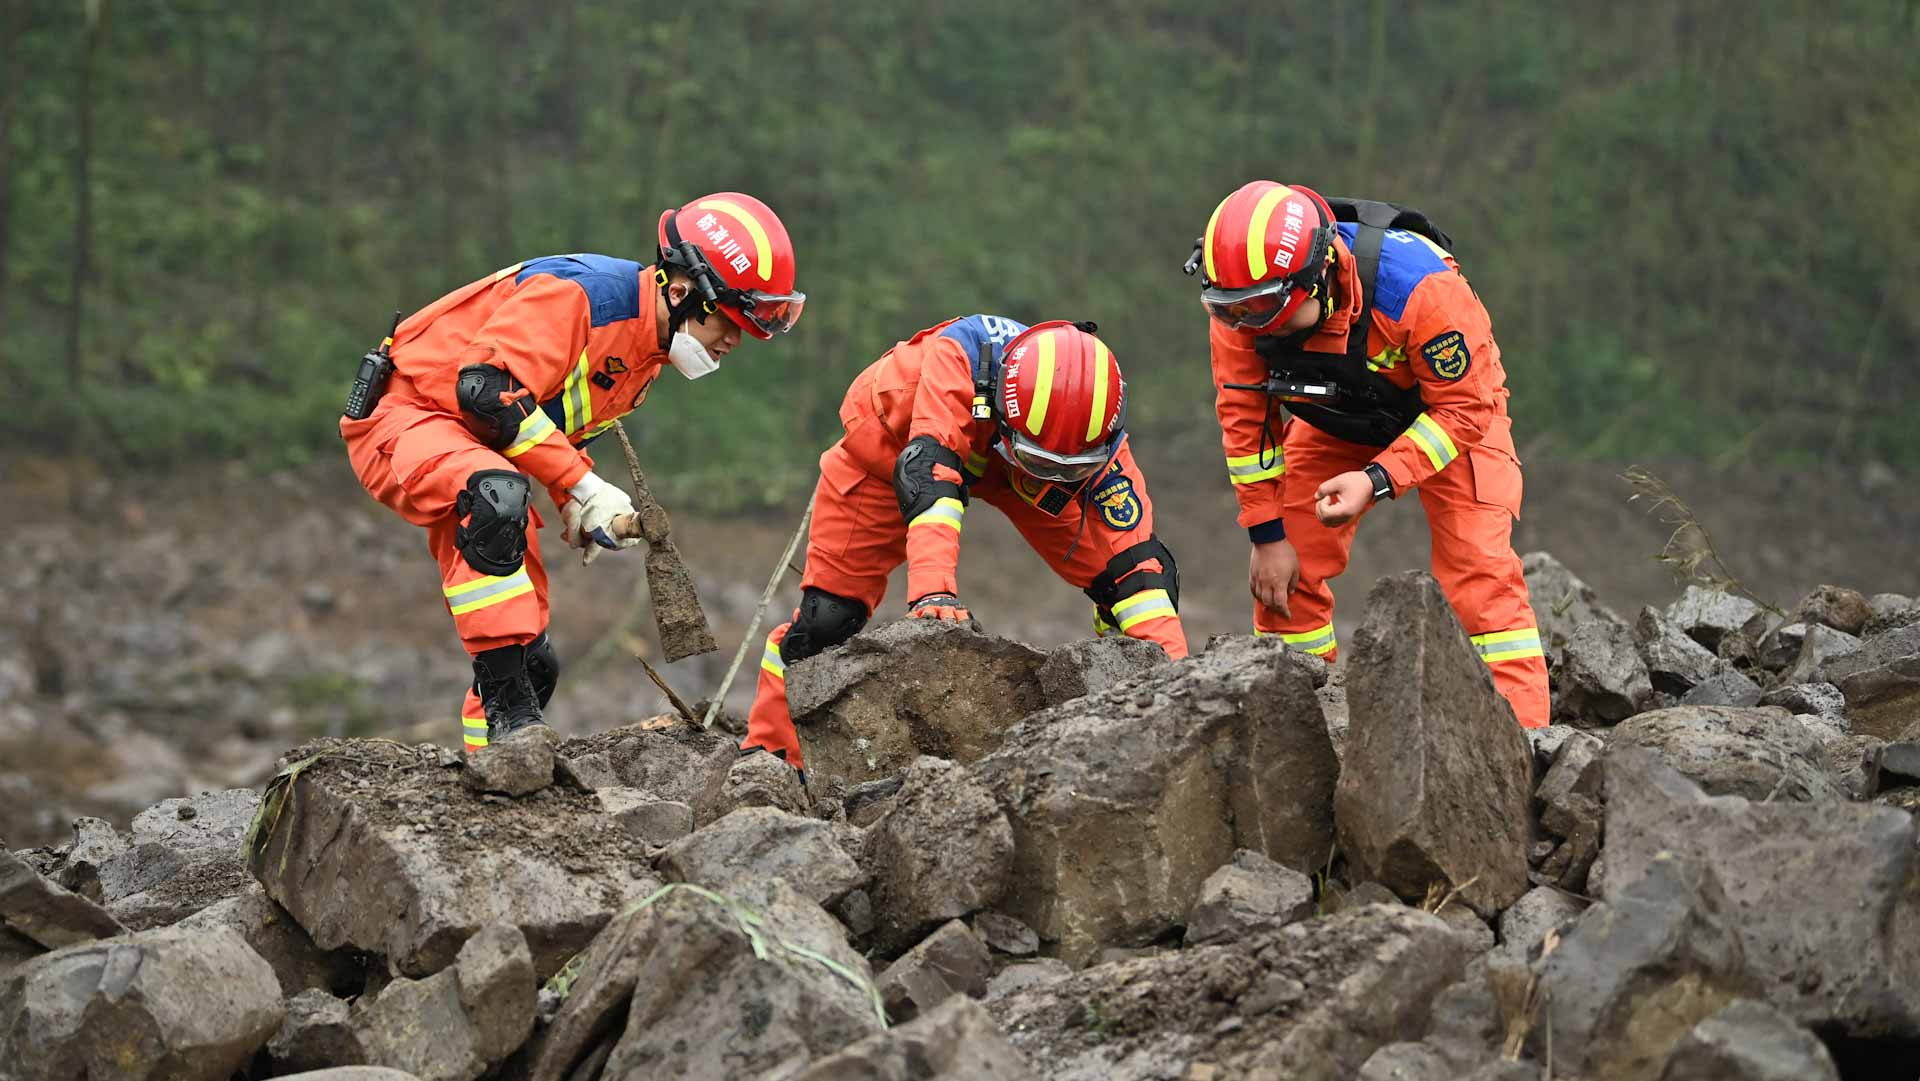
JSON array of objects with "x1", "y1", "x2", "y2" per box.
[
  {"x1": 1496, "y1": 886, "x2": 1587, "y2": 964},
  {"x1": 1531, "y1": 854, "x2": 1755, "y2": 1081},
  {"x1": 525, "y1": 880, "x2": 882, "y2": 1081},
  {"x1": 558, "y1": 717, "x2": 731, "y2": 805},
  {"x1": 1522, "y1": 551, "x2": 1625, "y2": 664},
  {"x1": 1335, "y1": 572, "x2": 1533, "y2": 917},
  {"x1": 248, "y1": 738, "x2": 657, "y2": 980},
  {"x1": 96, "y1": 789, "x2": 262, "y2": 929},
  {"x1": 1608, "y1": 705, "x2": 1842, "y2": 802},
  {"x1": 1603, "y1": 746, "x2": 1920, "y2": 1038},
  {"x1": 1658, "y1": 998, "x2": 1841, "y2": 1081},
  {"x1": 176, "y1": 880, "x2": 361, "y2": 997},
  {"x1": 0, "y1": 924, "x2": 284, "y2": 1080},
  {"x1": 659, "y1": 806, "x2": 864, "y2": 908},
  {"x1": 268, "y1": 989, "x2": 365, "y2": 1075},
  {"x1": 1556, "y1": 620, "x2": 1655, "y2": 722},
  {"x1": 1036, "y1": 635, "x2": 1169, "y2": 706},
  {"x1": 352, "y1": 923, "x2": 535, "y2": 1081},
  {"x1": 973, "y1": 635, "x2": 1338, "y2": 964},
  {"x1": 0, "y1": 847, "x2": 127, "y2": 949},
  {"x1": 875, "y1": 919, "x2": 992, "y2": 1022},
  {"x1": 1824, "y1": 622, "x2": 1920, "y2": 738},
  {"x1": 786, "y1": 619, "x2": 1051, "y2": 788},
  {"x1": 790, "y1": 996, "x2": 1040, "y2": 1081},
  {"x1": 1665, "y1": 587, "x2": 1769, "y2": 651},
  {"x1": 863, "y1": 757, "x2": 1014, "y2": 954},
  {"x1": 1184, "y1": 848, "x2": 1315, "y2": 946},
  {"x1": 1635, "y1": 606, "x2": 1723, "y2": 696},
  {"x1": 987, "y1": 905, "x2": 1467, "y2": 1081}
]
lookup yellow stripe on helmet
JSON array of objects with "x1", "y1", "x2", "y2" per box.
[
  {"x1": 1245, "y1": 184, "x2": 1293, "y2": 281},
  {"x1": 1201, "y1": 193, "x2": 1231, "y2": 283},
  {"x1": 1086, "y1": 337, "x2": 1111, "y2": 443},
  {"x1": 1025, "y1": 329, "x2": 1056, "y2": 437},
  {"x1": 695, "y1": 198, "x2": 773, "y2": 282}
]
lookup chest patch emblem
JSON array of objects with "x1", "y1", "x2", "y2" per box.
[{"x1": 1422, "y1": 331, "x2": 1471, "y2": 381}]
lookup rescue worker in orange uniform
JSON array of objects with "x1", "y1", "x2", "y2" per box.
[
  {"x1": 341, "y1": 193, "x2": 803, "y2": 751},
  {"x1": 740, "y1": 316, "x2": 1188, "y2": 772},
  {"x1": 1187, "y1": 181, "x2": 1548, "y2": 727}
]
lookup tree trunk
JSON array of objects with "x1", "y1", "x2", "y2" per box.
[
  {"x1": 0, "y1": 0, "x2": 21, "y2": 330},
  {"x1": 68, "y1": 1, "x2": 104, "y2": 389}
]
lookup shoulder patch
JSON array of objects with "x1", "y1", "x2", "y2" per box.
[
  {"x1": 1422, "y1": 330, "x2": 1471, "y2": 381},
  {"x1": 1090, "y1": 472, "x2": 1143, "y2": 531}
]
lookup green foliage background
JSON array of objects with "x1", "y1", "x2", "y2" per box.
[{"x1": 4, "y1": 0, "x2": 1916, "y2": 509}]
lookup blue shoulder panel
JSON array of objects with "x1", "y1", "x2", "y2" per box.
[
  {"x1": 937, "y1": 314, "x2": 1029, "y2": 362},
  {"x1": 516, "y1": 254, "x2": 643, "y2": 328},
  {"x1": 1337, "y1": 222, "x2": 1451, "y2": 323}
]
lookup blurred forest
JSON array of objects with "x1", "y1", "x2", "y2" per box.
[{"x1": 3, "y1": 0, "x2": 1917, "y2": 510}]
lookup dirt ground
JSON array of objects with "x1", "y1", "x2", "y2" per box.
[{"x1": 5, "y1": 444, "x2": 1916, "y2": 848}]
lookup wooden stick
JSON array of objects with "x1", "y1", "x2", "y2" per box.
[
  {"x1": 637, "y1": 653, "x2": 698, "y2": 723},
  {"x1": 702, "y1": 491, "x2": 816, "y2": 730}
]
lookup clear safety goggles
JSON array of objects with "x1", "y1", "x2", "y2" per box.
[
  {"x1": 1201, "y1": 278, "x2": 1306, "y2": 332},
  {"x1": 731, "y1": 290, "x2": 806, "y2": 336},
  {"x1": 1000, "y1": 429, "x2": 1123, "y2": 484}
]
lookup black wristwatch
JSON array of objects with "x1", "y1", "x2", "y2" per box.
[{"x1": 1363, "y1": 462, "x2": 1395, "y2": 502}]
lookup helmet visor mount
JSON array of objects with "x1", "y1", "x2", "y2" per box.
[
  {"x1": 733, "y1": 289, "x2": 806, "y2": 336},
  {"x1": 1000, "y1": 429, "x2": 1123, "y2": 485}
]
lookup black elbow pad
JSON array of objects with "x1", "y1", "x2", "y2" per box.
[
  {"x1": 456, "y1": 364, "x2": 535, "y2": 450},
  {"x1": 893, "y1": 435, "x2": 969, "y2": 522}
]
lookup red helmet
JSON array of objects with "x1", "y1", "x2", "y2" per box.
[
  {"x1": 1187, "y1": 181, "x2": 1336, "y2": 332},
  {"x1": 656, "y1": 192, "x2": 804, "y2": 339},
  {"x1": 993, "y1": 321, "x2": 1127, "y2": 483}
]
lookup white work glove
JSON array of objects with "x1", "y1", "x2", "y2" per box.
[{"x1": 561, "y1": 471, "x2": 640, "y2": 565}]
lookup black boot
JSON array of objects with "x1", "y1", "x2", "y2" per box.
[{"x1": 472, "y1": 644, "x2": 547, "y2": 742}]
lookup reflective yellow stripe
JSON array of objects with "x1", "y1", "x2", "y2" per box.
[
  {"x1": 696, "y1": 198, "x2": 774, "y2": 282},
  {"x1": 502, "y1": 407, "x2": 558, "y2": 459},
  {"x1": 1226, "y1": 450, "x2": 1285, "y2": 485},
  {"x1": 1471, "y1": 628, "x2": 1544, "y2": 664},
  {"x1": 1086, "y1": 339, "x2": 1112, "y2": 442},
  {"x1": 964, "y1": 451, "x2": 988, "y2": 479},
  {"x1": 909, "y1": 496, "x2": 965, "y2": 534},
  {"x1": 1113, "y1": 589, "x2": 1176, "y2": 632},
  {"x1": 760, "y1": 636, "x2": 786, "y2": 679},
  {"x1": 1093, "y1": 608, "x2": 1117, "y2": 637},
  {"x1": 1403, "y1": 412, "x2": 1460, "y2": 473},
  {"x1": 444, "y1": 569, "x2": 534, "y2": 615},
  {"x1": 561, "y1": 350, "x2": 593, "y2": 435},
  {"x1": 1202, "y1": 194, "x2": 1231, "y2": 283},
  {"x1": 1025, "y1": 331, "x2": 1056, "y2": 436},
  {"x1": 1279, "y1": 624, "x2": 1337, "y2": 656},
  {"x1": 462, "y1": 715, "x2": 489, "y2": 749},
  {"x1": 1245, "y1": 184, "x2": 1293, "y2": 280}
]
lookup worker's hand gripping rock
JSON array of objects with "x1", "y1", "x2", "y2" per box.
[
  {"x1": 908, "y1": 592, "x2": 972, "y2": 624},
  {"x1": 562, "y1": 472, "x2": 641, "y2": 566}
]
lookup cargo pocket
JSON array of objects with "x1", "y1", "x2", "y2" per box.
[{"x1": 1470, "y1": 418, "x2": 1523, "y2": 520}]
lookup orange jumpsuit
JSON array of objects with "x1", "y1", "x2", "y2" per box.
[
  {"x1": 742, "y1": 315, "x2": 1189, "y2": 767},
  {"x1": 1211, "y1": 225, "x2": 1549, "y2": 727},
  {"x1": 341, "y1": 255, "x2": 669, "y2": 749}
]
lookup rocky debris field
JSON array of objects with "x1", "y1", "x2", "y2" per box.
[{"x1": 6, "y1": 553, "x2": 1920, "y2": 1079}]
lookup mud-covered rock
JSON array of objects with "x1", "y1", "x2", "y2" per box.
[
  {"x1": 841, "y1": 775, "x2": 903, "y2": 827},
  {"x1": 1523, "y1": 551, "x2": 1625, "y2": 663},
  {"x1": 1658, "y1": 998, "x2": 1840, "y2": 1081},
  {"x1": 791, "y1": 996, "x2": 1039, "y2": 1081},
  {"x1": 1757, "y1": 681, "x2": 1845, "y2": 717},
  {"x1": 0, "y1": 924, "x2": 284, "y2": 1081},
  {"x1": 593, "y1": 787, "x2": 693, "y2": 845},
  {"x1": 692, "y1": 746, "x2": 811, "y2": 825},
  {"x1": 1665, "y1": 587, "x2": 1768, "y2": 651},
  {"x1": 1604, "y1": 746, "x2": 1920, "y2": 1038},
  {"x1": 1184, "y1": 848, "x2": 1315, "y2": 946},
  {"x1": 876, "y1": 919, "x2": 992, "y2": 1022},
  {"x1": 864, "y1": 757, "x2": 1013, "y2": 955},
  {"x1": 0, "y1": 846, "x2": 127, "y2": 949},
  {"x1": 268, "y1": 989, "x2": 365, "y2": 1074},
  {"x1": 552, "y1": 750, "x2": 617, "y2": 792},
  {"x1": 1608, "y1": 706, "x2": 1840, "y2": 801},
  {"x1": 1496, "y1": 886, "x2": 1587, "y2": 963},
  {"x1": 1792, "y1": 584, "x2": 1872, "y2": 637},
  {"x1": 1677, "y1": 667, "x2": 1762, "y2": 708},
  {"x1": 90, "y1": 789, "x2": 259, "y2": 929},
  {"x1": 987, "y1": 905, "x2": 1466, "y2": 1081},
  {"x1": 660, "y1": 806, "x2": 864, "y2": 908},
  {"x1": 460, "y1": 728, "x2": 555, "y2": 797},
  {"x1": 249, "y1": 738, "x2": 657, "y2": 981},
  {"x1": 1036, "y1": 635, "x2": 1168, "y2": 706},
  {"x1": 1758, "y1": 621, "x2": 1861, "y2": 676},
  {"x1": 526, "y1": 880, "x2": 882, "y2": 1081},
  {"x1": 1532, "y1": 854, "x2": 1754, "y2": 1081},
  {"x1": 1866, "y1": 593, "x2": 1919, "y2": 636},
  {"x1": 974, "y1": 635, "x2": 1337, "y2": 963},
  {"x1": 973, "y1": 910, "x2": 1038, "y2": 956},
  {"x1": 177, "y1": 880, "x2": 361, "y2": 997},
  {"x1": 1557, "y1": 620, "x2": 1656, "y2": 722},
  {"x1": 352, "y1": 923, "x2": 533, "y2": 1081},
  {"x1": 1824, "y1": 622, "x2": 1920, "y2": 738},
  {"x1": 786, "y1": 619, "x2": 1050, "y2": 788},
  {"x1": 1635, "y1": 606, "x2": 1723, "y2": 695},
  {"x1": 560, "y1": 717, "x2": 729, "y2": 804},
  {"x1": 1356, "y1": 1042, "x2": 1453, "y2": 1081},
  {"x1": 1336, "y1": 572, "x2": 1533, "y2": 917}
]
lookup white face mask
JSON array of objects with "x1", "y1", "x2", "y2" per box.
[{"x1": 667, "y1": 332, "x2": 720, "y2": 380}]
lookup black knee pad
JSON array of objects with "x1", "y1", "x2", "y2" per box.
[
  {"x1": 781, "y1": 587, "x2": 869, "y2": 665},
  {"x1": 527, "y1": 632, "x2": 560, "y2": 708},
  {"x1": 455, "y1": 469, "x2": 531, "y2": 576}
]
